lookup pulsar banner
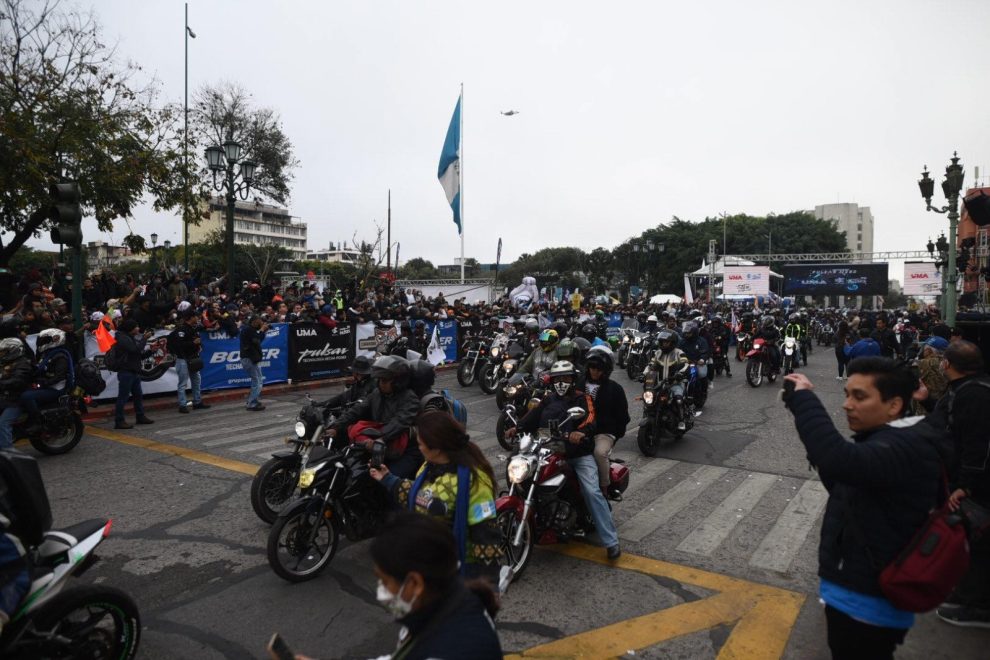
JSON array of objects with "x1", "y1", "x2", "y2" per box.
[
  {"x1": 902, "y1": 262, "x2": 942, "y2": 296},
  {"x1": 288, "y1": 323, "x2": 354, "y2": 382},
  {"x1": 782, "y1": 264, "x2": 888, "y2": 296},
  {"x1": 199, "y1": 323, "x2": 289, "y2": 391},
  {"x1": 723, "y1": 266, "x2": 771, "y2": 296}
]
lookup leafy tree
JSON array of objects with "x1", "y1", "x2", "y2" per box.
[
  {"x1": 400, "y1": 258, "x2": 438, "y2": 280},
  {"x1": 501, "y1": 247, "x2": 587, "y2": 291},
  {"x1": 9, "y1": 246, "x2": 59, "y2": 274},
  {"x1": 0, "y1": 0, "x2": 193, "y2": 266}
]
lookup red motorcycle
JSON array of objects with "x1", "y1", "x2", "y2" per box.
[
  {"x1": 495, "y1": 409, "x2": 630, "y2": 581},
  {"x1": 745, "y1": 337, "x2": 779, "y2": 387}
]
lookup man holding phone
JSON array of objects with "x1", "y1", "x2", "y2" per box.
[{"x1": 240, "y1": 315, "x2": 267, "y2": 411}]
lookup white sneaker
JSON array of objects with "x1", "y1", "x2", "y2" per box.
[
  {"x1": 677, "y1": 421, "x2": 687, "y2": 431},
  {"x1": 836, "y1": 376, "x2": 843, "y2": 380}
]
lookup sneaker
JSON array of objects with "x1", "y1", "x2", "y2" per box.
[
  {"x1": 606, "y1": 545, "x2": 622, "y2": 560},
  {"x1": 247, "y1": 403, "x2": 266, "y2": 411},
  {"x1": 192, "y1": 402, "x2": 211, "y2": 410},
  {"x1": 114, "y1": 421, "x2": 133, "y2": 429},
  {"x1": 677, "y1": 421, "x2": 687, "y2": 431},
  {"x1": 136, "y1": 416, "x2": 154, "y2": 425},
  {"x1": 178, "y1": 406, "x2": 190, "y2": 414},
  {"x1": 726, "y1": 372, "x2": 732, "y2": 378},
  {"x1": 936, "y1": 605, "x2": 990, "y2": 628}
]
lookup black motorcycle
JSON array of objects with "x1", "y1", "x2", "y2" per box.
[
  {"x1": 266, "y1": 429, "x2": 390, "y2": 582},
  {"x1": 12, "y1": 387, "x2": 86, "y2": 455},
  {"x1": 250, "y1": 394, "x2": 355, "y2": 524},
  {"x1": 625, "y1": 331, "x2": 655, "y2": 381},
  {"x1": 482, "y1": 339, "x2": 528, "y2": 400},
  {"x1": 637, "y1": 367, "x2": 697, "y2": 456},
  {"x1": 456, "y1": 334, "x2": 492, "y2": 388},
  {"x1": 494, "y1": 373, "x2": 548, "y2": 450}
]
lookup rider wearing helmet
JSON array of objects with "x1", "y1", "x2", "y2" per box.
[
  {"x1": 593, "y1": 308, "x2": 609, "y2": 340},
  {"x1": 409, "y1": 319, "x2": 429, "y2": 357},
  {"x1": 709, "y1": 315, "x2": 732, "y2": 378},
  {"x1": 0, "y1": 338, "x2": 33, "y2": 449},
  {"x1": 784, "y1": 313, "x2": 807, "y2": 366},
  {"x1": 510, "y1": 361, "x2": 620, "y2": 560},
  {"x1": 646, "y1": 330, "x2": 691, "y2": 430},
  {"x1": 584, "y1": 347, "x2": 630, "y2": 499},
  {"x1": 322, "y1": 355, "x2": 376, "y2": 411},
  {"x1": 581, "y1": 323, "x2": 608, "y2": 348},
  {"x1": 644, "y1": 314, "x2": 660, "y2": 334},
  {"x1": 520, "y1": 328, "x2": 559, "y2": 378},
  {"x1": 755, "y1": 315, "x2": 782, "y2": 371},
  {"x1": 19, "y1": 329, "x2": 74, "y2": 430},
  {"x1": 330, "y1": 355, "x2": 423, "y2": 478}
]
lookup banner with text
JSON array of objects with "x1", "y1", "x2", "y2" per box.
[
  {"x1": 723, "y1": 266, "x2": 771, "y2": 296},
  {"x1": 425, "y1": 320, "x2": 459, "y2": 363},
  {"x1": 288, "y1": 323, "x2": 354, "y2": 382},
  {"x1": 902, "y1": 262, "x2": 942, "y2": 296},
  {"x1": 200, "y1": 323, "x2": 289, "y2": 391},
  {"x1": 83, "y1": 328, "x2": 179, "y2": 400},
  {"x1": 782, "y1": 264, "x2": 888, "y2": 296}
]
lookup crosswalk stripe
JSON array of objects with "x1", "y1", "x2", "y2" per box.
[
  {"x1": 232, "y1": 438, "x2": 289, "y2": 453},
  {"x1": 619, "y1": 465, "x2": 728, "y2": 542},
  {"x1": 675, "y1": 472, "x2": 779, "y2": 556},
  {"x1": 173, "y1": 419, "x2": 288, "y2": 440},
  {"x1": 202, "y1": 425, "x2": 291, "y2": 447},
  {"x1": 158, "y1": 402, "x2": 295, "y2": 434},
  {"x1": 749, "y1": 479, "x2": 828, "y2": 572},
  {"x1": 620, "y1": 457, "x2": 678, "y2": 499}
]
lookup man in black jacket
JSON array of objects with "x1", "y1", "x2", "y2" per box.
[
  {"x1": 870, "y1": 316, "x2": 900, "y2": 359},
  {"x1": 239, "y1": 315, "x2": 266, "y2": 411},
  {"x1": 113, "y1": 319, "x2": 154, "y2": 429},
  {"x1": 932, "y1": 340, "x2": 990, "y2": 628},
  {"x1": 321, "y1": 355, "x2": 376, "y2": 412},
  {"x1": 583, "y1": 347, "x2": 630, "y2": 499},
  {"x1": 783, "y1": 358, "x2": 943, "y2": 659},
  {"x1": 168, "y1": 310, "x2": 210, "y2": 414}
]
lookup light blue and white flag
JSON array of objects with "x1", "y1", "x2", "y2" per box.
[{"x1": 437, "y1": 94, "x2": 462, "y2": 234}]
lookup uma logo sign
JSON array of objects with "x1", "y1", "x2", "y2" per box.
[
  {"x1": 296, "y1": 328, "x2": 318, "y2": 337},
  {"x1": 910, "y1": 273, "x2": 930, "y2": 279}
]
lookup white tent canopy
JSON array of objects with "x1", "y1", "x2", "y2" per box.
[
  {"x1": 650, "y1": 294, "x2": 683, "y2": 304},
  {"x1": 690, "y1": 256, "x2": 783, "y2": 279}
]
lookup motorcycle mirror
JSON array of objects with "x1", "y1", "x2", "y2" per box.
[{"x1": 566, "y1": 406, "x2": 586, "y2": 420}]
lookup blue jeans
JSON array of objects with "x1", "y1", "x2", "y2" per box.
[
  {"x1": 568, "y1": 453, "x2": 619, "y2": 548},
  {"x1": 19, "y1": 388, "x2": 61, "y2": 418},
  {"x1": 115, "y1": 370, "x2": 145, "y2": 424},
  {"x1": 0, "y1": 406, "x2": 20, "y2": 449},
  {"x1": 176, "y1": 358, "x2": 202, "y2": 407},
  {"x1": 241, "y1": 358, "x2": 263, "y2": 407}
]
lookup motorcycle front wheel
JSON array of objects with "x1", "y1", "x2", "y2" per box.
[
  {"x1": 479, "y1": 364, "x2": 499, "y2": 395},
  {"x1": 16, "y1": 585, "x2": 141, "y2": 660},
  {"x1": 29, "y1": 415, "x2": 83, "y2": 455},
  {"x1": 494, "y1": 387, "x2": 508, "y2": 411},
  {"x1": 456, "y1": 361, "x2": 476, "y2": 387},
  {"x1": 495, "y1": 411, "x2": 517, "y2": 451},
  {"x1": 637, "y1": 423, "x2": 660, "y2": 456},
  {"x1": 267, "y1": 503, "x2": 340, "y2": 582},
  {"x1": 626, "y1": 357, "x2": 639, "y2": 382},
  {"x1": 745, "y1": 359, "x2": 763, "y2": 387},
  {"x1": 496, "y1": 509, "x2": 534, "y2": 581},
  {"x1": 250, "y1": 456, "x2": 301, "y2": 524}
]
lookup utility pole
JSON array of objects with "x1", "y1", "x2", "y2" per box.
[{"x1": 387, "y1": 189, "x2": 391, "y2": 271}]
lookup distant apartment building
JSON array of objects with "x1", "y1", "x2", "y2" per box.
[
  {"x1": 305, "y1": 242, "x2": 363, "y2": 264},
  {"x1": 85, "y1": 241, "x2": 147, "y2": 273},
  {"x1": 813, "y1": 203, "x2": 874, "y2": 253},
  {"x1": 188, "y1": 197, "x2": 307, "y2": 260}
]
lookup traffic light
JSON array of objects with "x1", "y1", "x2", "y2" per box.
[{"x1": 48, "y1": 182, "x2": 82, "y2": 247}]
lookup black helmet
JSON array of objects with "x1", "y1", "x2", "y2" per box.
[
  {"x1": 571, "y1": 337, "x2": 592, "y2": 364},
  {"x1": 350, "y1": 355, "x2": 373, "y2": 375},
  {"x1": 413, "y1": 319, "x2": 426, "y2": 332},
  {"x1": 712, "y1": 315, "x2": 723, "y2": 325},
  {"x1": 636, "y1": 311, "x2": 648, "y2": 323},
  {"x1": 657, "y1": 330, "x2": 677, "y2": 352},
  {"x1": 682, "y1": 322, "x2": 698, "y2": 340},
  {"x1": 788, "y1": 313, "x2": 799, "y2": 322},
  {"x1": 407, "y1": 359, "x2": 436, "y2": 396},
  {"x1": 580, "y1": 323, "x2": 597, "y2": 342},
  {"x1": 524, "y1": 318, "x2": 539, "y2": 333},
  {"x1": 585, "y1": 346, "x2": 614, "y2": 377},
  {"x1": 371, "y1": 355, "x2": 410, "y2": 387},
  {"x1": 761, "y1": 316, "x2": 775, "y2": 329}
]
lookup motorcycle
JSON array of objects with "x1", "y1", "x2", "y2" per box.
[
  {"x1": 624, "y1": 331, "x2": 653, "y2": 381},
  {"x1": 818, "y1": 323, "x2": 834, "y2": 347},
  {"x1": 479, "y1": 334, "x2": 518, "y2": 395},
  {"x1": 12, "y1": 386, "x2": 87, "y2": 455},
  {"x1": 494, "y1": 373, "x2": 549, "y2": 450},
  {"x1": 250, "y1": 394, "x2": 356, "y2": 524},
  {"x1": 487, "y1": 341, "x2": 529, "y2": 405},
  {"x1": 735, "y1": 330, "x2": 752, "y2": 362},
  {"x1": 637, "y1": 368, "x2": 698, "y2": 456},
  {"x1": 712, "y1": 341, "x2": 729, "y2": 376},
  {"x1": 745, "y1": 337, "x2": 779, "y2": 387},
  {"x1": 782, "y1": 335, "x2": 799, "y2": 376},
  {"x1": 456, "y1": 334, "x2": 492, "y2": 388},
  {"x1": 0, "y1": 450, "x2": 141, "y2": 659},
  {"x1": 266, "y1": 429, "x2": 391, "y2": 582},
  {"x1": 615, "y1": 327, "x2": 638, "y2": 369},
  {"x1": 495, "y1": 409, "x2": 630, "y2": 579}
]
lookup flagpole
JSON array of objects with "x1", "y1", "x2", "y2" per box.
[{"x1": 459, "y1": 82, "x2": 465, "y2": 284}]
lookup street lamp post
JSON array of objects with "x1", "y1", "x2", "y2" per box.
[
  {"x1": 163, "y1": 239, "x2": 171, "y2": 273},
  {"x1": 918, "y1": 152, "x2": 965, "y2": 325},
  {"x1": 150, "y1": 232, "x2": 159, "y2": 274},
  {"x1": 183, "y1": 4, "x2": 196, "y2": 273},
  {"x1": 205, "y1": 138, "x2": 257, "y2": 291}
]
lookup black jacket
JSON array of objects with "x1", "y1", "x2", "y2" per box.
[
  {"x1": 584, "y1": 377, "x2": 629, "y2": 439},
  {"x1": 788, "y1": 390, "x2": 943, "y2": 597},
  {"x1": 239, "y1": 325, "x2": 263, "y2": 363},
  {"x1": 335, "y1": 386, "x2": 420, "y2": 445},
  {"x1": 35, "y1": 348, "x2": 72, "y2": 389},
  {"x1": 931, "y1": 375, "x2": 990, "y2": 504},
  {"x1": 114, "y1": 333, "x2": 148, "y2": 374},
  {"x1": 167, "y1": 324, "x2": 201, "y2": 360},
  {"x1": 0, "y1": 356, "x2": 33, "y2": 406},
  {"x1": 517, "y1": 390, "x2": 597, "y2": 458},
  {"x1": 322, "y1": 376, "x2": 376, "y2": 412},
  {"x1": 393, "y1": 581, "x2": 502, "y2": 660},
  {"x1": 678, "y1": 335, "x2": 710, "y2": 362},
  {"x1": 871, "y1": 327, "x2": 900, "y2": 358}
]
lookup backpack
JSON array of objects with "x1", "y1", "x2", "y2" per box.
[
  {"x1": 74, "y1": 358, "x2": 107, "y2": 396},
  {"x1": 103, "y1": 344, "x2": 123, "y2": 372},
  {"x1": 441, "y1": 388, "x2": 468, "y2": 425},
  {"x1": 419, "y1": 389, "x2": 468, "y2": 425}
]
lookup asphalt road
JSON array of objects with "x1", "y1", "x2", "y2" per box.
[{"x1": 29, "y1": 347, "x2": 988, "y2": 659}]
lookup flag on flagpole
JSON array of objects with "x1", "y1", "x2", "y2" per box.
[
  {"x1": 437, "y1": 95, "x2": 462, "y2": 234},
  {"x1": 683, "y1": 274, "x2": 694, "y2": 305},
  {"x1": 427, "y1": 324, "x2": 446, "y2": 366}
]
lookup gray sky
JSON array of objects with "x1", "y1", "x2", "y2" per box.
[{"x1": 26, "y1": 0, "x2": 990, "y2": 277}]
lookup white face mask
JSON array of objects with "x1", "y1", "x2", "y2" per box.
[{"x1": 376, "y1": 578, "x2": 416, "y2": 619}]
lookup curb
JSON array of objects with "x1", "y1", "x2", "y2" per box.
[{"x1": 81, "y1": 361, "x2": 459, "y2": 422}]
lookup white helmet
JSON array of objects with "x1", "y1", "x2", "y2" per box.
[
  {"x1": 37, "y1": 328, "x2": 66, "y2": 354},
  {"x1": 549, "y1": 360, "x2": 576, "y2": 396},
  {"x1": 647, "y1": 314, "x2": 658, "y2": 323}
]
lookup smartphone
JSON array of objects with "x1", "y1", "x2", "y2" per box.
[
  {"x1": 779, "y1": 378, "x2": 796, "y2": 402},
  {"x1": 267, "y1": 632, "x2": 294, "y2": 660}
]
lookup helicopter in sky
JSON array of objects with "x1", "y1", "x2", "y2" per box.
[{"x1": 500, "y1": 110, "x2": 520, "y2": 116}]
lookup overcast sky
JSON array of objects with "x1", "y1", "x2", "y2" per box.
[{"x1": 25, "y1": 0, "x2": 990, "y2": 276}]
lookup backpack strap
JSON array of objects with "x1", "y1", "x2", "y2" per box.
[{"x1": 453, "y1": 465, "x2": 471, "y2": 575}]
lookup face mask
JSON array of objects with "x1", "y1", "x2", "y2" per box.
[
  {"x1": 376, "y1": 578, "x2": 416, "y2": 619},
  {"x1": 554, "y1": 381, "x2": 571, "y2": 396}
]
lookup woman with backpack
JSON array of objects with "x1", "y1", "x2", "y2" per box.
[{"x1": 370, "y1": 411, "x2": 503, "y2": 584}]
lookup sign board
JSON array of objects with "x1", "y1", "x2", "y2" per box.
[
  {"x1": 288, "y1": 322, "x2": 354, "y2": 381},
  {"x1": 722, "y1": 266, "x2": 771, "y2": 296},
  {"x1": 902, "y1": 262, "x2": 942, "y2": 296},
  {"x1": 782, "y1": 264, "x2": 888, "y2": 296}
]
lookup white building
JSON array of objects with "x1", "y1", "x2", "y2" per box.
[
  {"x1": 85, "y1": 241, "x2": 147, "y2": 273},
  {"x1": 305, "y1": 242, "x2": 363, "y2": 264},
  {"x1": 189, "y1": 197, "x2": 307, "y2": 260},
  {"x1": 813, "y1": 202, "x2": 874, "y2": 253}
]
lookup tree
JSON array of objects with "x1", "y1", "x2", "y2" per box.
[
  {"x1": 401, "y1": 258, "x2": 438, "y2": 280},
  {"x1": 243, "y1": 244, "x2": 292, "y2": 284},
  {"x1": 500, "y1": 247, "x2": 587, "y2": 291},
  {"x1": 0, "y1": 0, "x2": 193, "y2": 266},
  {"x1": 9, "y1": 246, "x2": 58, "y2": 275}
]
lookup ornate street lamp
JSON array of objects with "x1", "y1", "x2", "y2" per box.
[
  {"x1": 150, "y1": 232, "x2": 159, "y2": 273},
  {"x1": 205, "y1": 136, "x2": 258, "y2": 290},
  {"x1": 918, "y1": 153, "x2": 964, "y2": 325}
]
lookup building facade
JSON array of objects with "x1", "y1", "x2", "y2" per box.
[
  {"x1": 85, "y1": 241, "x2": 147, "y2": 273},
  {"x1": 188, "y1": 197, "x2": 307, "y2": 260},
  {"x1": 813, "y1": 202, "x2": 874, "y2": 253},
  {"x1": 305, "y1": 243, "x2": 363, "y2": 264},
  {"x1": 957, "y1": 186, "x2": 989, "y2": 301}
]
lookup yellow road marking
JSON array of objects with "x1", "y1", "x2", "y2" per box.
[
  {"x1": 507, "y1": 543, "x2": 805, "y2": 659},
  {"x1": 86, "y1": 426, "x2": 259, "y2": 476}
]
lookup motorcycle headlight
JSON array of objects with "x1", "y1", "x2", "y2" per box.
[
  {"x1": 643, "y1": 391, "x2": 655, "y2": 405},
  {"x1": 505, "y1": 385, "x2": 519, "y2": 396},
  {"x1": 507, "y1": 456, "x2": 534, "y2": 484},
  {"x1": 634, "y1": 337, "x2": 642, "y2": 344},
  {"x1": 298, "y1": 466, "x2": 319, "y2": 489},
  {"x1": 294, "y1": 421, "x2": 307, "y2": 438},
  {"x1": 490, "y1": 346, "x2": 501, "y2": 358},
  {"x1": 504, "y1": 363, "x2": 515, "y2": 373}
]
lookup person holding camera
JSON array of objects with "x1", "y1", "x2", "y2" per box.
[
  {"x1": 782, "y1": 358, "x2": 943, "y2": 659},
  {"x1": 239, "y1": 315, "x2": 267, "y2": 411},
  {"x1": 113, "y1": 319, "x2": 155, "y2": 429},
  {"x1": 168, "y1": 309, "x2": 210, "y2": 414}
]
